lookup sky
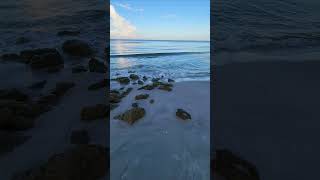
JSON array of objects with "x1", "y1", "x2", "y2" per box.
[{"x1": 110, "y1": 0, "x2": 210, "y2": 41}]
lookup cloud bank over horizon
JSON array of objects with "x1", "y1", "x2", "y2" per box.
[{"x1": 110, "y1": 4, "x2": 137, "y2": 39}]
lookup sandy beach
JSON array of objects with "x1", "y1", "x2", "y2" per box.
[
  {"x1": 213, "y1": 60, "x2": 320, "y2": 180},
  {"x1": 110, "y1": 80, "x2": 210, "y2": 180}
]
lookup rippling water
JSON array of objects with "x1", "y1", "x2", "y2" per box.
[
  {"x1": 212, "y1": 0, "x2": 320, "y2": 53},
  {"x1": 110, "y1": 40, "x2": 210, "y2": 82}
]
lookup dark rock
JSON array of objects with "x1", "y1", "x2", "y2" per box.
[
  {"x1": 168, "y1": 78, "x2": 175, "y2": 83},
  {"x1": 0, "y1": 131, "x2": 29, "y2": 156},
  {"x1": 0, "y1": 107, "x2": 35, "y2": 131},
  {"x1": 0, "y1": 89, "x2": 29, "y2": 102},
  {"x1": 110, "y1": 92, "x2": 121, "y2": 103},
  {"x1": 16, "y1": 37, "x2": 30, "y2": 44},
  {"x1": 57, "y1": 30, "x2": 80, "y2": 36},
  {"x1": 214, "y1": 149, "x2": 260, "y2": 180},
  {"x1": 88, "y1": 57, "x2": 107, "y2": 73},
  {"x1": 176, "y1": 109, "x2": 191, "y2": 120},
  {"x1": 135, "y1": 94, "x2": 149, "y2": 100},
  {"x1": 20, "y1": 48, "x2": 57, "y2": 62},
  {"x1": 72, "y1": 65, "x2": 87, "y2": 73},
  {"x1": 128, "y1": 70, "x2": 135, "y2": 73},
  {"x1": 62, "y1": 39, "x2": 93, "y2": 57},
  {"x1": 149, "y1": 99, "x2": 154, "y2": 104},
  {"x1": 37, "y1": 94, "x2": 58, "y2": 105},
  {"x1": 88, "y1": 79, "x2": 107, "y2": 91},
  {"x1": 29, "y1": 51, "x2": 63, "y2": 69},
  {"x1": 152, "y1": 78, "x2": 160, "y2": 82},
  {"x1": 138, "y1": 80, "x2": 144, "y2": 85},
  {"x1": 129, "y1": 74, "x2": 139, "y2": 80},
  {"x1": 81, "y1": 104, "x2": 108, "y2": 121},
  {"x1": 114, "y1": 107, "x2": 145, "y2": 125},
  {"x1": 12, "y1": 145, "x2": 108, "y2": 180},
  {"x1": 158, "y1": 84, "x2": 172, "y2": 91},
  {"x1": 70, "y1": 129, "x2": 90, "y2": 144},
  {"x1": 132, "y1": 103, "x2": 138, "y2": 108},
  {"x1": 115, "y1": 77, "x2": 130, "y2": 85},
  {"x1": 28, "y1": 80, "x2": 47, "y2": 90},
  {"x1": 142, "y1": 76, "x2": 148, "y2": 81},
  {"x1": 138, "y1": 84, "x2": 156, "y2": 90},
  {"x1": 1, "y1": 53, "x2": 24, "y2": 63},
  {"x1": 47, "y1": 66, "x2": 62, "y2": 73}
]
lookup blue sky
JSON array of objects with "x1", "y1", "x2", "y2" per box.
[{"x1": 110, "y1": 0, "x2": 210, "y2": 41}]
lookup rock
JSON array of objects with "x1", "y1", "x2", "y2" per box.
[
  {"x1": 176, "y1": 109, "x2": 191, "y2": 120},
  {"x1": 29, "y1": 51, "x2": 63, "y2": 69},
  {"x1": 158, "y1": 84, "x2": 172, "y2": 91},
  {"x1": 0, "y1": 131, "x2": 29, "y2": 156},
  {"x1": 57, "y1": 30, "x2": 80, "y2": 36},
  {"x1": 152, "y1": 78, "x2": 160, "y2": 82},
  {"x1": 110, "y1": 92, "x2": 121, "y2": 103},
  {"x1": 129, "y1": 74, "x2": 139, "y2": 80},
  {"x1": 88, "y1": 79, "x2": 107, "y2": 91},
  {"x1": 135, "y1": 94, "x2": 149, "y2": 100},
  {"x1": 114, "y1": 107, "x2": 145, "y2": 125},
  {"x1": 168, "y1": 78, "x2": 175, "y2": 83},
  {"x1": 37, "y1": 94, "x2": 58, "y2": 105},
  {"x1": 70, "y1": 129, "x2": 90, "y2": 144},
  {"x1": 132, "y1": 103, "x2": 138, "y2": 108},
  {"x1": 81, "y1": 104, "x2": 108, "y2": 121},
  {"x1": 138, "y1": 84, "x2": 156, "y2": 90},
  {"x1": 72, "y1": 65, "x2": 87, "y2": 73},
  {"x1": 51, "y1": 82, "x2": 75, "y2": 97},
  {"x1": 88, "y1": 57, "x2": 107, "y2": 73},
  {"x1": 47, "y1": 66, "x2": 62, "y2": 73},
  {"x1": 12, "y1": 145, "x2": 108, "y2": 180},
  {"x1": 28, "y1": 80, "x2": 47, "y2": 90},
  {"x1": 1, "y1": 53, "x2": 24, "y2": 63},
  {"x1": 149, "y1": 99, "x2": 154, "y2": 104},
  {"x1": 0, "y1": 89, "x2": 29, "y2": 102},
  {"x1": 143, "y1": 76, "x2": 148, "y2": 81},
  {"x1": 20, "y1": 48, "x2": 57, "y2": 62},
  {"x1": 62, "y1": 39, "x2": 93, "y2": 57},
  {"x1": 128, "y1": 70, "x2": 135, "y2": 73},
  {"x1": 115, "y1": 77, "x2": 130, "y2": 85},
  {"x1": 214, "y1": 149, "x2": 260, "y2": 180},
  {"x1": 0, "y1": 107, "x2": 35, "y2": 131},
  {"x1": 138, "y1": 80, "x2": 144, "y2": 85}
]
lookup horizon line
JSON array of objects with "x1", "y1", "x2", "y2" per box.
[{"x1": 110, "y1": 38, "x2": 210, "y2": 42}]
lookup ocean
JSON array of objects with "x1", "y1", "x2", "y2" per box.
[
  {"x1": 110, "y1": 39, "x2": 210, "y2": 84},
  {"x1": 212, "y1": 0, "x2": 320, "y2": 64}
]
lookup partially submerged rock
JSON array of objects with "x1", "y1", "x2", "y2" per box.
[
  {"x1": 12, "y1": 145, "x2": 108, "y2": 180},
  {"x1": 138, "y1": 80, "x2": 144, "y2": 85},
  {"x1": 176, "y1": 109, "x2": 191, "y2": 120},
  {"x1": 88, "y1": 57, "x2": 107, "y2": 73},
  {"x1": 88, "y1": 79, "x2": 107, "y2": 91},
  {"x1": 135, "y1": 94, "x2": 149, "y2": 100},
  {"x1": 62, "y1": 39, "x2": 93, "y2": 57},
  {"x1": 114, "y1": 107, "x2": 146, "y2": 125},
  {"x1": 114, "y1": 77, "x2": 130, "y2": 85},
  {"x1": 149, "y1": 99, "x2": 154, "y2": 104},
  {"x1": 129, "y1": 74, "x2": 139, "y2": 80},
  {"x1": 132, "y1": 102, "x2": 139, "y2": 107},
  {"x1": 142, "y1": 76, "x2": 148, "y2": 81},
  {"x1": 168, "y1": 78, "x2": 175, "y2": 83},
  {"x1": 29, "y1": 51, "x2": 63, "y2": 69},
  {"x1": 158, "y1": 84, "x2": 172, "y2": 91},
  {"x1": 81, "y1": 104, "x2": 108, "y2": 121},
  {"x1": 214, "y1": 149, "x2": 260, "y2": 180},
  {"x1": 109, "y1": 92, "x2": 121, "y2": 103}
]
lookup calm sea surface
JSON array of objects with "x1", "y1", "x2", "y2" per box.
[{"x1": 110, "y1": 40, "x2": 210, "y2": 82}]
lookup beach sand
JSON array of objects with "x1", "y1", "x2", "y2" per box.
[
  {"x1": 110, "y1": 81, "x2": 210, "y2": 180},
  {"x1": 213, "y1": 60, "x2": 320, "y2": 180}
]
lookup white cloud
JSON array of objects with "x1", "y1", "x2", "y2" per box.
[
  {"x1": 110, "y1": 4, "x2": 137, "y2": 39},
  {"x1": 116, "y1": 3, "x2": 144, "y2": 12}
]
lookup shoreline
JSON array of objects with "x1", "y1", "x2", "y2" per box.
[{"x1": 110, "y1": 80, "x2": 210, "y2": 180}]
